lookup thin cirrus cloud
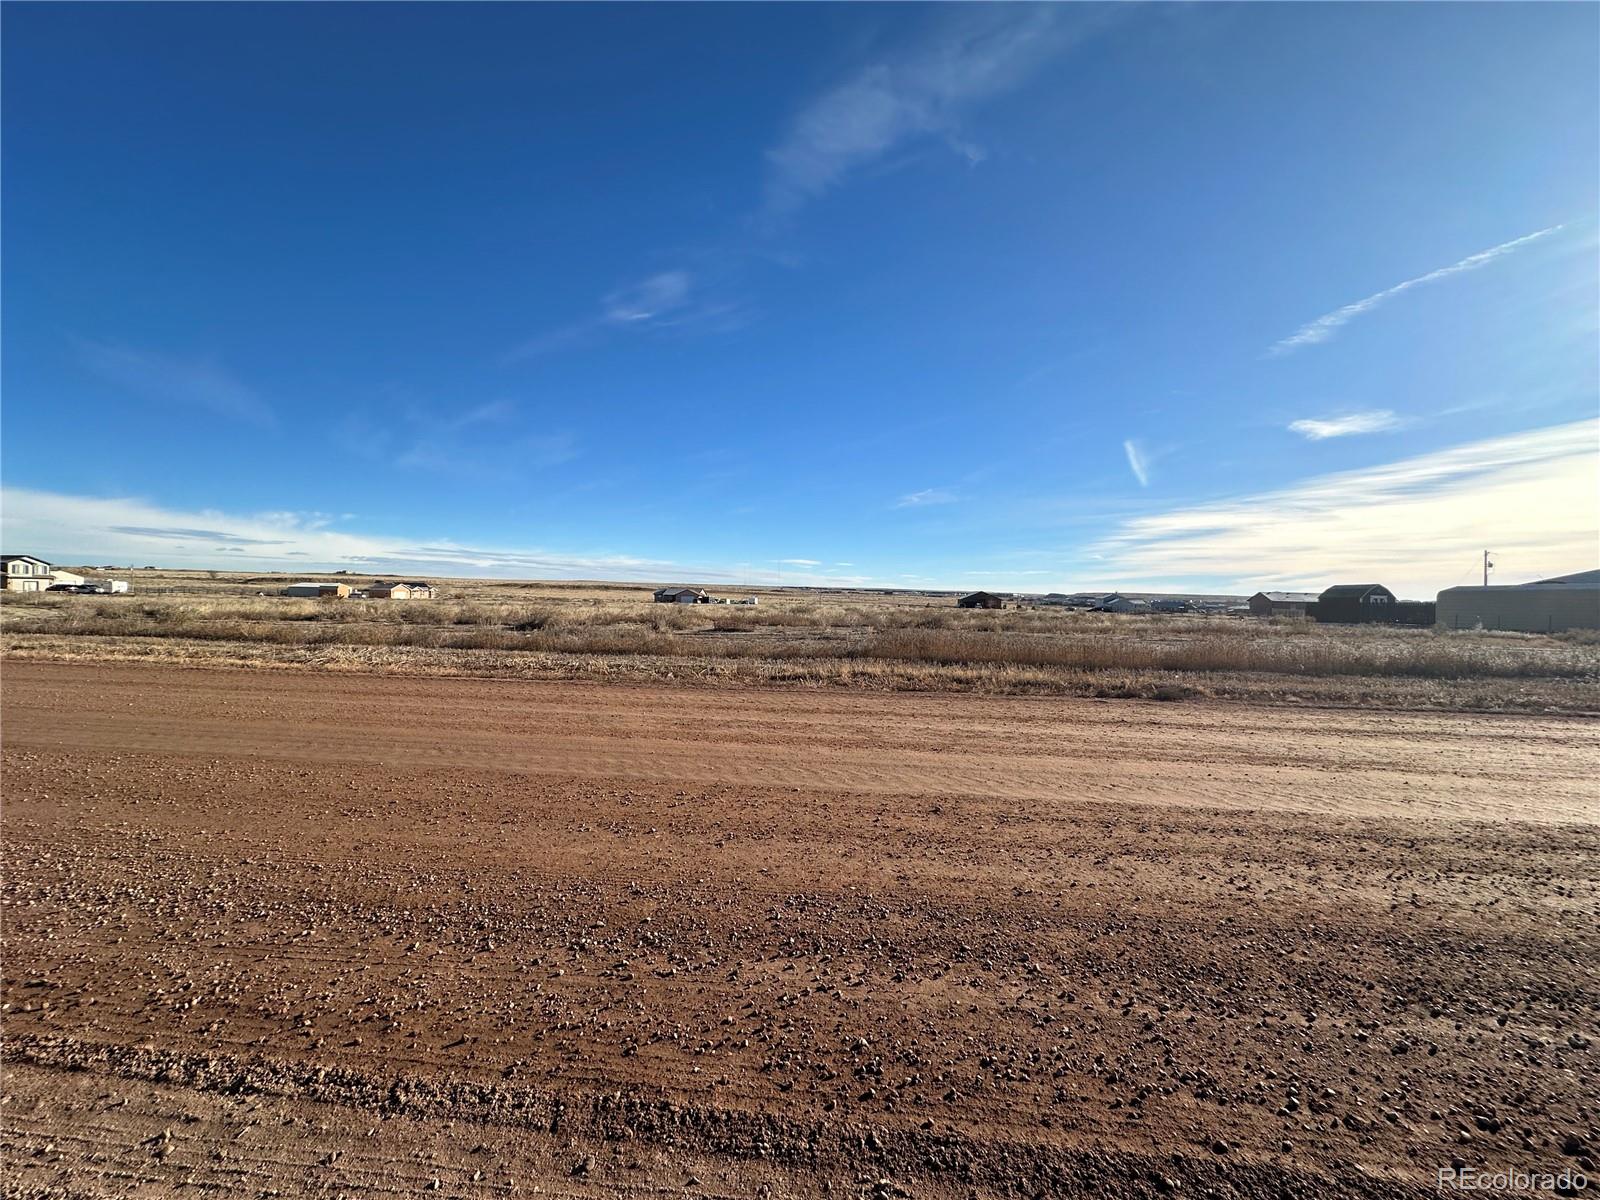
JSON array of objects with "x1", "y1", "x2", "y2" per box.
[
  {"x1": 504, "y1": 270, "x2": 749, "y2": 362},
  {"x1": 0, "y1": 486, "x2": 870, "y2": 586},
  {"x1": 894, "y1": 487, "x2": 957, "y2": 509},
  {"x1": 603, "y1": 271, "x2": 693, "y2": 323},
  {"x1": 512, "y1": 9, "x2": 1102, "y2": 362},
  {"x1": 1268, "y1": 225, "x2": 1564, "y2": 356},
  {"x1": 334, "y1": 399, "x2": 577, "y2": 479},
  {"x1": 763, "y1": 7, "x2": 1095, "y2": 219},
  {"x1": 1288, "y1": 410, "x2": 1404, "y2": 441},
  {"x1": 75, "y1": 340, "x2": 276, "y2": 428},
  {"x1": 1093, "y1": 419, "x2": 1599, "y2": 598},
  {"x1": 1122, "y1": 439, "x2": 1150, "y2": 487}
]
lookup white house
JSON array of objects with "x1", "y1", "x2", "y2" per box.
[{"x1": 2, "y1": 555, "x2": 53, "y2": 592}]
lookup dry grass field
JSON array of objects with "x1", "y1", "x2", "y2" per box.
[
  {"x1": 3, "y1": 568, "x2": 1597, "y2": 712},
  {"x1": 4, "y1": 574, "x2": 1598, "y2": 1197}
]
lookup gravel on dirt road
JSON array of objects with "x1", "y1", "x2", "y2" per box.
[{"x1": 3, "y1": 662, "x2": 1597, "y2": 1198}]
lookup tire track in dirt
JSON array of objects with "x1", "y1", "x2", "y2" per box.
[{"x1": 3, "y1": 662, "x2": 1597, "y2": 1197}]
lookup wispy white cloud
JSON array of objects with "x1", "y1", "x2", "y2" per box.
[
  {"x1": 1094, "y1": 419, "x2": 1599, "y2": 597},
  {"x1": 894, "y1": 487, "x2": 957, "y2": 509},
  {"x1": 513, "y1": 11, "x2": 1098, "y2": 364},
  {"x1": 76, "y1": 341, "x2": 276, "y2": 428},
  {"x1": 777, "y1": 557, "x2": 822, "y2": 567},
  {"x1": 1288, "y1": 409, "x2": 1404, "y2": 440},
  {"x1": 505, "y1": 271, "x2": 693, "y2": 361},
  {"x1": 763, "y1": 8, "x2": 1092, "y2": 218},
  {"x1": 444, "y1": 400, "x2": 518, "y2": 431},
  {"x1": 603, "y1": 271, "x2": 692, "y2": 323},
  {"x1": 0, "y1": 487, "x2": 873, "y2": 586},
  {"x1": 1270, "y1": 226, "x2": 1563, "y2": 355},
  {"x1": 506, "y1": 270, "x2": 749, "y2": 362},
  {"x1": 394, "y1": 432, "x2": 577, "y2": 476},
  {"x1": 334, "y1": 400, "x2": 575, "y2": 479},
  {"x1": 1122, "y1": 439, "x2": 1150, "y2": 487}
]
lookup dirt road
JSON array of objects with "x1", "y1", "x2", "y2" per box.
[{"x1": 3, "y1": 662, "x2": 1597, "y2": 1198}]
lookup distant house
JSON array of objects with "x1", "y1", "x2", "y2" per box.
[
  {"x1": 284, "y1": 582, "x2": 351, "y2": 599},
  {"x1": 654, "y1": 586, "x2": 710, "y2": 604},
  {"x1": 2, "y1": 555, "x2": 53, "y2": 592},
  {"x1": 403, "y1": 581, "x2": 435, "y2": 599},
  {"x1": 957, "y1": 591, "x2": 1004, "y2": 609},
  {"x1": 1096, "y1": 595, "x2": 1150, "y2": 614},
  {"x1": 1249, "y1": 591, "x2": 1321, "y2": 618},
  {"x1": 1150, "y1": 598, "x2": 1195, "y2": 614},
  {"x1": 1315, "y1": 584, "x2": 1396, "y2": 624},
  {"x1": 1040, "y1": 592, "x2": 1112, "y2": 608},
  {"x1": 367, "y1": 582, "x2": 413, "y2": 599}
]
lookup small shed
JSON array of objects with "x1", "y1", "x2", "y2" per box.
[
  {"x1": 367, "y1": 582, "x2": 413, "y2": 599},
  {"x1": 654, "y1": 586, "x2": 709, "y2": 604},
  {"x1": 1248, "y1": 591, "x2": 1321, "y2": 618},
  {"x1": 284, "y1": 582, "x2": 351, "y2": 599},
  {"x1": 957, "y1": 591, "x2": 1004, "y2": 609},
  {"x1": 1315, "y1": 584, "x2": 1396, "y2": 624}
]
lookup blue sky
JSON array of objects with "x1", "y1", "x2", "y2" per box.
[{"x1": 4, "y1": 2, "x2": 1596, "y2": 595}]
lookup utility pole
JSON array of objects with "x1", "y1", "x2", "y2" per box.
[{"x1": 1483, "y1": 550, "x2": 1494, "y2": 587}]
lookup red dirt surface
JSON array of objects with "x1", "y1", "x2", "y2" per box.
[{"x1": 3, "y1": 661, "x2": 1597, "y2": 1198}]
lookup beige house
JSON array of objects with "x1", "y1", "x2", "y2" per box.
[
  {"x1": 49, "y1": 569, "x2": 87, "y2": 587},
  {"x1": 3, "y1": 555, "x2": 53, "y2": 592},
  {"x1": 368, "y1": 581, "x2": 433, "y2": 599}
]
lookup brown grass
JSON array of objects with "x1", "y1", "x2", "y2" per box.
[
  {"x1": 863, "y1": 628, "x2": 1589, "y2": 679},
  {"x1": 4, "y1": 572, "x2": 1597, "y2": 712}
]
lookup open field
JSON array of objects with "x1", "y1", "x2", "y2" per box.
[
  {"x1": 4, "y1": 660, "x2": 1599, "y2": 1197},
  {"x1": 5, "y1": 569, "x2": 1598, "y2": 712}
]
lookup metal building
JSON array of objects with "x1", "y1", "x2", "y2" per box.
[
  {"x1": 1248, "y1": 591, "x2": 1320, "y2": 618},
  {"x1": 1436, "y1": 570, "x2": 1600, "y2": 633}
]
